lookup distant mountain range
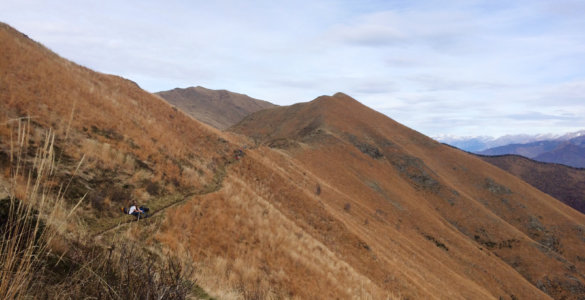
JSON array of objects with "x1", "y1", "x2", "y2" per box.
[
  {"x1": 435, "y1": 131, "x2": 585, "y2": 152},
  {"x1": 437, "y1": 131, "x2": 585, "y2": 168},
  {"x1": 477, "y1": 133, "x2": 585, "y2": 168},
  {"x1": 156, "y1": 86, "x2": 276, "y2": 130}
]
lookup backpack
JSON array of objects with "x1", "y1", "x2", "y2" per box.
[{"x1": 121, "y1": 207, "x2": 128, "y2": 214}]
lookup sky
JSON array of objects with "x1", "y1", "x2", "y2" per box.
[{"x1": 2, "y1": 0, "x2": 585, "y2": 138}]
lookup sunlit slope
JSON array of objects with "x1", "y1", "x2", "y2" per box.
[
  {"x1": 230, "y1": 93, "x2": 585, "y2": 299},
  {"x1": 0, "y1": 22, "x2": 235, "y2": 227}
]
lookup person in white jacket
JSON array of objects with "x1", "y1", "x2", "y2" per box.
[{"x1": 126, "y1": 202, "x2": 149, "y2": 219}]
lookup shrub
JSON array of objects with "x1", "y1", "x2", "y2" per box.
[
  {"x1": 110, "y1": 185, "x2": 133, "y2": 204},
  {"x1": 344, "y1": 203, "x2": 351, "y2": 212},
  {"x1": 146, "y1": 180, "x2": 161, "y2": 196}
]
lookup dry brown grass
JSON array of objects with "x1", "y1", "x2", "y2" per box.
[
  {"x1": 226, "y1": 93, "x2": 585, "y2": 299},
  {"x1": 157, "y1": 175, "x2": 394, "y2": 299},
  {"x1": 0, "y1": 117, "x2": 201, "y2": 299},
  {"x1": 0, "y1": 119, "x2": 80, "y2": 298},
  {"x1": 0, "y1": 22, "x2": 246, "y2": 236},
  {"x1": 0, "y1": 23, "x2": 219, "y2": 299},
  {"x1": 0, "y1": 22, "x2": 232, "y2": 207}
]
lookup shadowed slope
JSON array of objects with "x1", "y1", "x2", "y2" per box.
[
  {"x1": 156, "y1": 86, "x2": 276, "y2": 130},
  {"x1": 479, "y1": 154, "x2": 585, "y2": 214},
  {"x1": 231, "y1": 92, "x2": 585, "y2": 299}
]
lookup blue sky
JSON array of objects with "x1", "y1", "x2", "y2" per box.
[{"x1": 2, "y1": 0, "x2": 585, "y2": 138}]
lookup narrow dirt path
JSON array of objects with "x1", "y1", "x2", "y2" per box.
[{"x1": 92, "y1": 157, "x2": 234, "y2": 237}]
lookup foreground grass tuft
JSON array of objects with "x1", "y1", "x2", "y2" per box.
[{"x1": 0, "y1": 118, "x2": 210, "y2": 299}]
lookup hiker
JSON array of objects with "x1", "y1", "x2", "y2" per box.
[
  {"x1": 125, "y1": 202, "x2": 150, "y2": 219},
  {"x1": 234, "y1": 149, "x2": 244, "y2": 160}
]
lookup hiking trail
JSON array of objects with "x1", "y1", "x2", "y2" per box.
[{"x1": 92, "y1": 155, "x2": 236, "y2": 237}]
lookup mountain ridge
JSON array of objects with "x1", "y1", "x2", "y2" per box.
[
  {"x1": 156, "y1": 85, "x2": 276, "y2": 130},
  {"x1": 436, "y1": 130, "x2": 585, "y2": 152},
  {"x1": 232, "y1": 92, "x2": 585, "y2": 299}
]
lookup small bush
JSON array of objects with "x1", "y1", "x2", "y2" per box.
[
  {"x1": 110, "y1": 186, "x2": 132, "y2": 204},
  {"x1": 344, "y1": 203, "x2": 351, "y2": 212},
  {"x1": 88, "y1": 190, "x2": 106, "y2": 210},
  {"x1": 424, "y1": 234, "x2": 449, "y2": 251},
  {"x1": 146, "y1": 180, "x2": 161, "y2": 196}
]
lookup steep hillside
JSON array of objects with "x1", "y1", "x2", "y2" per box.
[
  {"x1": 0, "y1": 22, "x2": 236, "y2": 215},
  {"x1": 156, "y1": 86, "x2": 276, "y2": 130},
  {"x1": 0, "y1": 22, "x2": 236, "y2": 298},
  {"x1": 230, "y1": 93, "x2": 585, "y2": 299},
  {"x1": 479, "y1": 154, "x2": 585, "y2": 214}
]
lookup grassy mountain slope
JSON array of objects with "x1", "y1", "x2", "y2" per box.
[
  {"x1": 230, "y1": 93, "x2": 585, "y2": 299},
  {"x1": 156, "y1": 86, "x2": 276, "y2": 130},
  {"x1": 479, "y1": 154, "x2": 585, "y2": 214},
  {"x1": 1, "y1": 21, "x2": 392, "y2": 299},
  {"x1": 0, "y1": 22, "x2": 245, "y2": 225},
  {"x1": 1, "y1": 22, "x2": 237, "y2": 298}
]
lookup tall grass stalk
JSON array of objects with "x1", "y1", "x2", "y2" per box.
[{"x1": 0, "y1": 118, "x2": 80, "y2": 299}]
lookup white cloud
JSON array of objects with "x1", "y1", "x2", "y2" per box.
[{"x1": 1, "y1": 0, "x2": 584, "y2": 137}]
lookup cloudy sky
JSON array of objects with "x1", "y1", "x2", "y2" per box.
[{"x1": 2, "y1": 0, "x2": 585, "y2": 138}]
